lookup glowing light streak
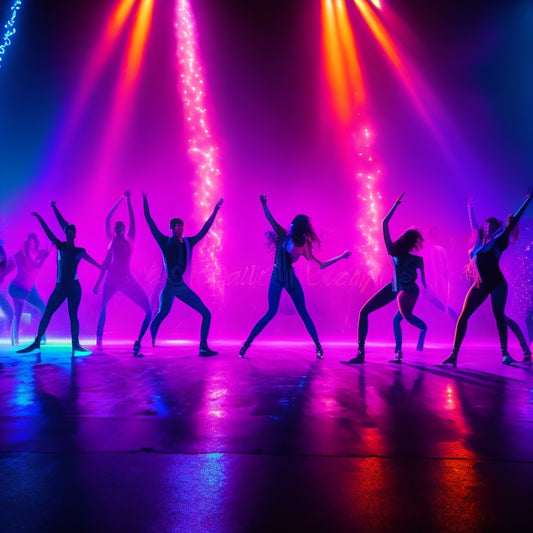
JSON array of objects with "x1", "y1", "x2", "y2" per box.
[
  {"x1": 369, "y1": 0, "x2": 382, "y2": 10},
  {"x1": 51, "y1": 0, "x2": 137, "y2": 169},
  {"x1": 92, "y1": 0, "x2": 154, "y2": 185},
  {"x1": 321, "y1": 0, "x2": 384, "y2": 280},
  {"x1": 175, "y1": 0, "x2": 223, "y2": 296},
  {"x1": 354, "y1": 125, "x2": 383, "y2": 279},
  {"x1": 0, "y1": 0, "x2": 22, "y2": 69}
]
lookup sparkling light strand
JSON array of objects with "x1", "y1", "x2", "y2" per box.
[
  {"x1": 354, "y1": 125, "x2": 383, "y2": 279},
  {"x1": 0, "y1": 0, "x2": 22, "y2": 69},
  {"x1": 175, "y1": 0, "x2": 223, "y2": 296},
  {"x1": 321, "y1": 0, "x2": 384, "y2": 281}
]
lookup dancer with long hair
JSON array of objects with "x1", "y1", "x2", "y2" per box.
[
  {"x1": 17, "y1": 202, "x2": 100, "y2": 354},
  {"x1": 143, "y1": 193, "x2": 223, "y2": 356},
  {"x1": 239, "y1": 194, "x2": 351, "y2": 359},
  {"x1": 344, "y1": 193, "x2": 427, "y2": 364},
  {"x1": 8, "y1": 232, "x2": 49, "y2": 346},
  {"x1": 93, "y1": 191, "x2": 152, "y2": 357},
  {"x1": 443, "y1": 191, "x2": 533, "y2": 366}
]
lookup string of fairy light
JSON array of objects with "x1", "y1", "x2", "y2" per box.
[
  {"x1": 0, "y1": 0, "x2": 22, "y2": 69},
  {"x1": 175, "y1": 0, "x2": 223, "y2": 296},
  {"x1": 321, "y1": 0, "x2": 437, "y2": 280}
]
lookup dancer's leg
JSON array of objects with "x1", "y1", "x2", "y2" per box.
[
  {"x1": 149, "y1": 283, "x2": 175, "y2": 344},
  {"x1": 120, "y1": 278, "x2": 152, "y2": 343},
  {"x1": 490, "y1": 283, "x2": 513, "y2": 363},
  {"x1": 175, "y1": 282, "x2": 212, "y2": 350},
  {"x1": 504, "y1": 314, "x2": 530, "y2": 356},
  {"x1": 243, "y1": 275, "x2": 283, "y2": 346},
  {"x1": 397, "y1": 287, "x2": 427, "y2": 351},
  {"x1": 67, "y1": 281, "x2": 82, "y2": 347},
  {"x1": 96, "y1": 278, "x2": 119, "y2": 345}
]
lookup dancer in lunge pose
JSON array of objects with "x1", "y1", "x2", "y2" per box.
[
  {"x1": 17, "y1": 202, "x2": 101, "y2": 354},
  {"x1": 443, "y1": 191, "x2": 533, "y2": 366},
  {"x1": 344, "y1": 193, "x2": 427, "y2": 364},
  {"x1": 143, "y1": 193, "x2": 223, "y2": 356},
  {"x1": 8, "y1": 232, "x2": 49, "y2": 346},
  {"x1": 239, "y1": 194, "x2": 351, "y2": 359},
  {"x1": 93, "y1": 191, "x2": 151, "y2": 357},
  {"x1": 0, "y1": 243, "x2": 15, "y2": 338}
]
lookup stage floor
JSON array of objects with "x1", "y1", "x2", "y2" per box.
[{"x1": 1, "y1": 340, "x2": 533, "y2": 532}]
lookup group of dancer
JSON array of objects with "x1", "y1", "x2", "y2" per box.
[{"x1": 3, "y1": 187, "x2": 533, "y2": 366}]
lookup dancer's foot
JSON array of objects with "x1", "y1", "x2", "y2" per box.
[
  {"x1": 239, "y1": 342, "x2": 250, "y2": 358},
  {"x1": 16, "y1": 339, "x2": 40, "y2": 354},
  {"x1": 199, "y1": 345, "x2": 218, "y2": 357},
  {"x1": 316, "y1": 342, "x2": 324, "y2": 360},
  {"x1": 72, "y1": 343, "x2": 91, "y2": 354},
  {"x1": 341, "y1": 344, "x2": 365, "y2": 364},
  {"x1": 502, "y1": 353, "x2": 517, "y2": 365},
  {"x1": 417, "y1": 329, "x2": 426, "y2": 351},
  {"x1": 133, "y1": 340, "x2": 144, "y2": 358},
  {"x1": 442, "y1": 352, "x2": 457, "y2": 367},
  {"x1": 389, "y1": 348, "x2": 402, "y2": 364}
]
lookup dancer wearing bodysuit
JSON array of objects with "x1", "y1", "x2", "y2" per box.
[
  {"x1": 17, "y1": 202, "x2": 100, "y2": 354},
  {"x1": 8, "y1": 232, "x2": 49, "y2": 346},
  {"x1": 239, "y1": 194, "x2": 351, "y2": 359},
  {"x1": 143, "y1": 193, "x2": 223, "y2": 356},
  {"x1": 344, "y1": 193, "x2": 427, "y2": 364},
  {"x1": 94, "y1": 191, "x2": 151, "y2": 357},
  {"x1": 443, "y1": 190, "x2": 533, "y2": 366}
]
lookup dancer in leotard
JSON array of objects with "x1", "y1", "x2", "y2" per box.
[
  {"x1": 143, "y1": 193, "x2": 223, "y2": 356},
  {"x1": 93, "y1": 191, "x2": 151, "y2": 357},
  {"x1": 8, "y1": 232, "x2": 49, "y2": 346},
  {"x1": 239, "y1": 194, "x2": 351, "y2": 359},
  {"x1": 443, "y1": 190, "x2": 533, "y2": 366},
  {"x1": 344, "y1": 193, "x2": 427, "y2": 364},
  {"x1": 464, "y1": 197, "x2": 531, "y2": 360},
  {"x1": 17, "y1": 202, "x2": 100, "y2": 354}
]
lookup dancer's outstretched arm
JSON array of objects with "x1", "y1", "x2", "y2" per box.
[
  {"x1": 189, "y1": 198, "x2": 224, "y2": 246},
  {"x1": 507, "y1": 189, "x2": 533, "y2": 232},
  {"x1": 32, "y1": 212, "x2": 60, "y2": 247},
  {"x1": 93, "y1": 250, "x2": 111, "y2": 294},
  {"x1": 125, "y1": 190, "x2": 135, "y2": 241},
  {"x1": 260, "y1": 194, "x2": 284, "y2": 237},
  {"x1": 106, "y1": 195, "x2": 124, "y2": 240},
  {"x1": 51, "y1": 201, "x2": 69, "y2": 231},
  {"x1": 383, "y1": 193, "x2": 404, "y2": 254},
  {"x1": 82, "y1": 251, "x2": 101, "y2": 269},
  {"x1": 306, "y1": 245, "x2": 351, "y2": 270},
  {"x1": 142, "y1": 193, "x2": 166, "y2": 247},
  {"x1": 466, "y1": 196, "x2": 479, "y2": 234}
]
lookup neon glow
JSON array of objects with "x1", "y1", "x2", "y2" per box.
[
  {"x1": 369, "y1": 0, "x2": 382, "y2": 10},
  {"x1": 175, "y1": 0, "x2": 224, "y2": 296},
  {"x1": 0, "y1": 0, "x2": 22, "y2": 69}
]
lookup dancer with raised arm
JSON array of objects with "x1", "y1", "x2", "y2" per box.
[
  {"x1": 93, "y1": 191, "x2": 152, "y2": 357},
  {"x1": 8, "y1": 232, "x2": 49, "y2": 346},
  {"x1": 443, "y1": 190, "x2": 533, "y2": 366},
  {"x1": 344, "y1": 193, "x2": 427, "y2": 364},
  {"x1": 143, "y1": 193, "x2": 223, "y2": 356},
  {"x1": 239, "y1": 194, "x2": 351, "y2": 359},
  {"x1": 17, "y1": 202, "x2": 100, "y2": 354}
]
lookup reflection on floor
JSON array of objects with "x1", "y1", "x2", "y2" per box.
[{"x1": 1, "y1": 340, "x2": 533, "y2": 532}]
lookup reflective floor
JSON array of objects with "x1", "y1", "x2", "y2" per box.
[{"x1": 1, "y1": 340, "x2": 533, "y2": 532}]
